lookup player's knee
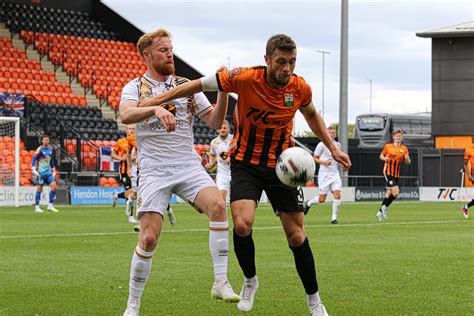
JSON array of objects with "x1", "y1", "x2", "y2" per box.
[
  {"x1": 37, "y1": 186, "x2": 43, "y2": 192},
  {"x1": 319, "y1": 196, "x2": 326, "y2": 203},
  {"x1": 233, "y1": 220, "x2": 252, "y2": 237},
  {"x1": 206, "y1": 198, "x2": 226, "y2": 220},
  {"x1": 287, "y1": 230, "x2": 306, "y2": 247},
  {"x1": 141, "y1": 233, "x2": 158, "y2": 249}
]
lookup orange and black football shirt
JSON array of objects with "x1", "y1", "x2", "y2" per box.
[
  {"x1": 381, "y1": 143, "x2": 409, "y2": 178},
  {"x1": 464, "y1": 148, "x2": 474, "y2": 177},
  {"x1": 127, "y1": 133, "x2": 138, "y2": 164},
  {"x1": 113, "y1": 137, "x2": 129, "y2": 174},
  {"x1": 217, "y1": 66, "x2": 312, "y2": 168}
]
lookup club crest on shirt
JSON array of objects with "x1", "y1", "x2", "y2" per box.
[
  {"x1": 229, "y1": 67, "x2": 242, "y2": 79},
  {"x1": 284, "y1": 93, "x2": 294, "y2": 107}
]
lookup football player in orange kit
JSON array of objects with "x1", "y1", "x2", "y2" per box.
[{"x1": 377, "y1": 129, "x2": 411, "y2": 221}]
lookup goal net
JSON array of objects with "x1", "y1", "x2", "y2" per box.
[{"x1": 0, "y1": 117, "x2": 20, "y2": 207}]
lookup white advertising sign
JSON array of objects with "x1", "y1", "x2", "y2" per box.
[
  {"x1": 0, "y1": 186, "x2": 51, "y2": 206},
  {"x1": 419, "y1": 187, "x2": 474, "y2": 202}
]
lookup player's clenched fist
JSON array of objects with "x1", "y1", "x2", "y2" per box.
[{"x1": 154, "y1": 106, "x2": 176, "y2": 132}]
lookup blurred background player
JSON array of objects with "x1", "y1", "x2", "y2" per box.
[
  {"x1": 304, "y1": 127, "x2": 343, "y2": 224},
  {"x1": 205, "y1": 120, "x2": 233, "y2": 201},
  {"x1": 127, "y1": 125, "x2": 176, "y2": 230},
  {"x1": 31, "y1": 134, "x2": 58, "y2": 213},
  {"x1": 462, "y1": 147, "x2": 474, "y2": 219},
  {"x1": 377, "y1": 129, "x2": 410, "y2": 221},
  {"x1": 111, "y1": 126, "x2": 137, "y2": 224}
]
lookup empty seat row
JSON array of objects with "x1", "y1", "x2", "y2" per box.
[{"x1": 2, "y1": 2, "x2": 117, "y2": 40}]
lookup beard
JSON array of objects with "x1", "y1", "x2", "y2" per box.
[
  {"x1": 154, "y1": 61, "x2": 175, "y2": 76},
  {"x1": 269, "y1": 70, "x2": 290, "y2": 87}
]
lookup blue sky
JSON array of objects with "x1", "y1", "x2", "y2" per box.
[{"x1": 104, "y1": 0, "x2": 474, "y2": 132}]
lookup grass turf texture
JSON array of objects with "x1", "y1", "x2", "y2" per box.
[{"x1": 0, "y1": 201, "x2": 472, "y2": 315}]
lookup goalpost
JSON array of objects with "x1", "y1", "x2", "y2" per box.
[{"x1": 0, "y1": 117, "x2": 20, "y2": 207}]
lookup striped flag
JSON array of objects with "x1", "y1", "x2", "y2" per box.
[{"x1": 100, "y1": 146, "x2": 120, "y2": 171}]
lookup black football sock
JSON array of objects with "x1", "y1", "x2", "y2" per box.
[
  {"x1": 385, "y1": 194, "x2": 396, "y2": 207},
  {"x1": 233, "y1": 229, "x2": 256, "y2": 279},
  {"x1": 468, "y1": 199, "x2": 474, "y2": 208},
  {"x1": 290, "y1": 238, "x2": 318, "y2": 295}
]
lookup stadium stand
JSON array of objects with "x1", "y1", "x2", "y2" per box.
[{"x1": 0, "y1": 0, "x2": 228, "y2": 186}]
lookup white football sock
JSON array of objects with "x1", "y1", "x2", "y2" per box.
[
  {"x1": 332, "y1": 199, "x2": 341, "y2": 221},
  {"x1": 209, "y1": 221, "x2": 229, "y2": 283},
  {"x1": 307, "y1": 291, "x2": 321, "y2": 306},
  {"x1": 129, "y1": 245, "x2": 154, "y2": 300},
  {"x1": 307, "y1": 196, "x2": 320, "y2": 207}
]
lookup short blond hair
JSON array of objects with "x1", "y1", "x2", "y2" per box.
[
  {"x1": 137, "y1": 29, "x2": 172, "y2": 58},
  {"x1": 392, "y1": 129, "x2": 403, "y2": 136}
]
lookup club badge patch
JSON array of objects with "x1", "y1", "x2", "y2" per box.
[{"x1": 284, "y1": 93, "x2": 294, "y2": 107}]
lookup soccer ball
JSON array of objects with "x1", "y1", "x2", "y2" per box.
[{"x1": 276, "y1": 147, "x2": 315, "y2": 187}]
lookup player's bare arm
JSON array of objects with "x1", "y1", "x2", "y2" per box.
[
  {"x1": 206, "y1": 154, "x2": 217, "y2": 170},
  {"x1": 405, "y1": 154, "x2": 411, "y2": 165},
  {"x1": 138, "y1": 79, "x2": 203, "y2": 108},
  {"x1": 313, "y1": 154, "x2": 331, "y2": 166},
  {"x1": 120, "y1": 100, "x2": 177, "y2": 132},
  {"x1": 300, "y1": 102, "x2": 351, "y2": 170},
  {"x1": 200, "y1": 91, "x2": 228, "y2": 129},
  {"x1": 464, "y1": 159, "x2": 473, "y2": 181},
  {"x1": 380, "y1": 152, "x2": 390, "y2": 162},
  {"x1": 111, "y1": 150, "x2": 125, "y2": 161}
]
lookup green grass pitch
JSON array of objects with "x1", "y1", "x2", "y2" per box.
[{"x1": 1, "y1": 201, "x2": 472, "y2": 315}]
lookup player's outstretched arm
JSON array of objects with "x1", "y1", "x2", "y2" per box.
[
  {"x1": 200, "y1": 66, "x2": 229, "y2": 129},
  {"x1": 300, "y1": 102, "x2": 351, "y2": 171},
  {"x1": 120, "y1": 100, "x2": 158, "y2": 124},
  {"x1": 139, "y1": 79, "x2": 204, "y2": 108}
]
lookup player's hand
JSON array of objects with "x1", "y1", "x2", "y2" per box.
[
  {"x1": 330, "y1": 148, "x2": 351, "y2": 171},
  {"x1": 217, "y1": 65, "x2": 228, "y2": 73},
  {"x1": 32, "y1": 167, "x2": 40, "y2": 177},
  {"x1": 224, "y1": 157, "x2": 230, "y2": 165},
  {"x1": 405, "y1": 155, "x2": 411, "y2": 165},
  {"x1": 205, "y1": 162, "x2": 212, "y2": 170},
  {"x1": 323, "y1": 160, "x2": 332, "y2": 166},
  {"x1": 154, "y1": 106, "x2": 176, "y2": 132}
]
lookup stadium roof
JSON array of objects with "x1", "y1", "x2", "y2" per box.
[{"x1": 416, "y1": 21, "x2": 474, "y2": 38}]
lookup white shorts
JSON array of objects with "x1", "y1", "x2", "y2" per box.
[
  {"x1": 131, "y1": 164, "x2": 138, "y2": 192},
  {"x1": 216, "y1": 172, "x2": 231, "y2": 193},
  {"x1": 318, "y1": 173, "x2": 342, "y2": 195},
  {"x1": 137, "y1": 161, "x2": 216, "y2": 217}
]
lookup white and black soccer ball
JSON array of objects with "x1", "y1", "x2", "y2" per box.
[{"x1": 276, "y1": 147, "x2": 315, "y2": 188}]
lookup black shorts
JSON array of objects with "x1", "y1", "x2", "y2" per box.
[
  {"x1": 230, "y1": 160, "x2": 305, "y2": 213},
  {"x1": 384, "y1": 174, "x2": 399, "y2": 188},
  {"x1": 119, "y1": 173, "x2": 132, "y2": 190}
]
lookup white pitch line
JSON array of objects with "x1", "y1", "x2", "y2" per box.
[{"x1": 0, "y1": 220, "x2": 467, "y2": 240}]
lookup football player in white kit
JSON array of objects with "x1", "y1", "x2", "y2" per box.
[
  {"x1": 206, "y1": 120, "x2": 233, "y2": 201},
  {"x1": 119, "y1": 29, "x2": 239, "y2": 316},
  {"x1": 126, "y1": 125, "x2": 175, "y2": 231},
  {"x1": 304, "y1": 127, "x2": 343, "y2": 224}
]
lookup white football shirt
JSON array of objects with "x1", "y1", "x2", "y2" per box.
[
  {"x1": 314, "y1": 141, "x2": 342, "y2": 175},
  {"x1": 120, "y1": 74, "x2": 212, "y2": 169},
  {"x1": 210, "y1": 133, "x2": 233, "y2": 177}
]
